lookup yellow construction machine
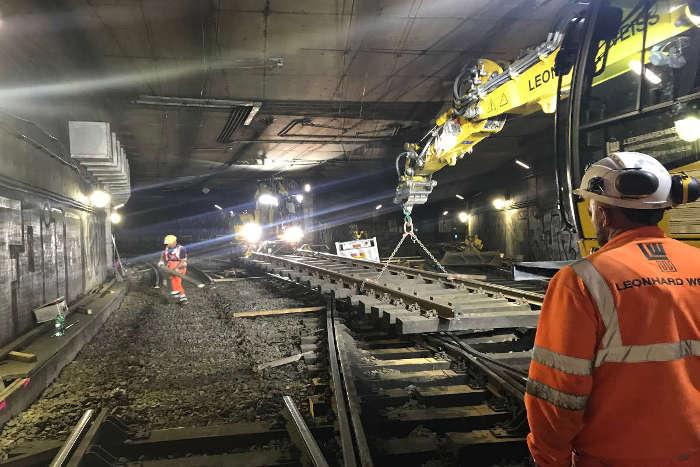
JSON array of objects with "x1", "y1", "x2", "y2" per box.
[{"x1": 395, "y1": 0, "x2": 700, "y2": 253}]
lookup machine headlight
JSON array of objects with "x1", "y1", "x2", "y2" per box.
[
  {"x1": 258, "y1": 194, "x2": 279, "y2": 206},
  {"x1": 674, "y1": 116, "x2": 700, "y2": 142},
  {"x1": 240, "y1": 222, "x2": 263, "y2": 244},
  {"x1": 281, "y1": 226, "x2": 304, "y2": 244}
]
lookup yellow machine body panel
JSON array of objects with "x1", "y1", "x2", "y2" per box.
[{"x1": 477, "y1": 53, "x2": 562, "y2": 121}]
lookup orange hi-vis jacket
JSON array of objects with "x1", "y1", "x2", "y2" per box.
[{"x1": 526, "y1": 226, "x2": 700, "y2": 467}]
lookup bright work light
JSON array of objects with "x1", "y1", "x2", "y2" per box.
[
  {"x1": 258, "y1": 194, "x2": 279, "y2": 206},
  {"x1": 90, "y1": 190, "x2": 111, "y2": 208},
  {"x1": 281, "y1": 226, "x2": 304, "y2": 244},
  {"x1": 458, "y1": 211, "x2": 471, "y2": 223},
  {"x1": 239, "y1": 222, "x2": 263, "y2": 244},
  {"x1": 674, "y1": 116, "x2": 700, "y2": 142}
]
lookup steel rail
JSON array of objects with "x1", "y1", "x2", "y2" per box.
[
  {"x1": 295, "y1": 250, "x2": 545, "y2": 307},
  {"x1": 325, "y1": 296, "x2": 359, "y2": 467},
  {"x1": 282, "y1": 396, "x2": 330, "y2": 467},
  {"x1": 65, "y1": 409, "x2": 112, "y2": 467},
  {"x1": 50, "y1": 409, "x2": 95, "y2": 467},
  {"x1": 330, "y1": 295, "x2": 374, "y2": 467}
]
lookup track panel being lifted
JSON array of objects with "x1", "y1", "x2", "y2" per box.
[{"x1": 244, "y1": 251, "x2": 542, "y2": 334}]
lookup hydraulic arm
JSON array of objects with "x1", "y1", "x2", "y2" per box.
[{"x1": 394, "y1": 2, "x2": 699, "y2": 210}]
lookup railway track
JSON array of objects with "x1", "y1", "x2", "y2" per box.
[
  {"x1": 4, "y1": 262, "x2": 334, "y2": 467},
  {"x1": 35, "y1": 263, "x2": 336, "y2": 466},
  {"x1": 243, "y1": 249, "x2": 543, "y2": 466},
  {"x1": 33, "y1": 404, "x2": 334, "y2": 466},
  {"x1": 3, "y1": 251, "x2": 543, "y2": 466}
]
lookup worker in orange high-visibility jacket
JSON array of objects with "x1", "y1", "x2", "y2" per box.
[
  {"x1": 158, "y1": 234, "x2": 188, "y2": 303},
  {"x1": 525, "y1": 152, "x2": 700, "y2": 467}
]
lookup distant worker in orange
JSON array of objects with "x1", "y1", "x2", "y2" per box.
[
  {"x1": 158, "y1": 234, "x2": 188, "y2": 303},
  {"x1": 525, "y1": 152, "x2": 700, "y2": 466}
]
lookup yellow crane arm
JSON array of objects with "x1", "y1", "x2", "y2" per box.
[{"x1": 394, "y1": 3, "x2": 698, "y2": 210}]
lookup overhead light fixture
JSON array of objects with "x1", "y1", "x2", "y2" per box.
[
  {"x1": 455, "y1": 194, "x2": 464, "y2": 200},
  {"x1": 674, "y1": 115, "x2": 700, "y2": 142},
  {"x1": 258, "y1": 193, "x2": 279, "y2": 206},
  {"x1": 214, "y1": 204, "x2": 223, "y2": 210},
  {"x1": 89, "y1": 190, "x2": 111, "y2": 208},
  {"x1": 629, "y1": 60, "x2": 662, "y2": 84},
  {"x1": 375, "y1": 204, "x2": 383, "y2": 210},
  {"x1": 243, "y1": 104, "x2": 261, "y2": 126},
  {"x1": 442, "y1": 210, "x2": 449, "y2": 216},
  {"x1": 492, "y1": 197, "x2": 514, "y2": 210},
  {"x1": 109, "y1": 212, "x2": 122, "y2": 224},
  {"x1": 294, "y1": 194, "x2": 304, "y2": 203},
  {"x1": 515, "y1": 159, "x2": 531, "y2": 169},
  {"x1": 304, "y1": 183, "x2": 311, "y2": 193},
  {"x1": 113, "y1": 203, "x2": 125, "y2": 210}
]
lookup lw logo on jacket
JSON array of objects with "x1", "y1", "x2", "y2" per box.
[{"x1": 638, "y1": 242, "x2": 677, "y2": 272}]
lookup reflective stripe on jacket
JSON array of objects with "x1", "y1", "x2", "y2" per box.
[
  {"x1": 162, "y1": 245, "x2": 186, "y2": 262},
  {"x1": 525, "y1": 226, "x2": 700, "y2": 467}
]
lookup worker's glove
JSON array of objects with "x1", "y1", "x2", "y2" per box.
[{"x1": 157, "y1": 261, "x2": 164, "y2": 267}]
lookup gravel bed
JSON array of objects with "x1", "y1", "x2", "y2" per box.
[
  {"x1": 0, "y1": 278, "x2": 322, "y2": 460},
  {"x1": 213, "y1": 277, "x2": 318, "y2": 312}
]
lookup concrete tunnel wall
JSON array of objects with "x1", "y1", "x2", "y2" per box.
[
  {"x1": 465, "y1": 169, "x2": 580, "y2": 261},
  {"x1": 0, "y1": 117, "x2": 113, "y2": 347}
]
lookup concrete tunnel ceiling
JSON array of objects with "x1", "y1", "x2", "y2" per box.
[{"x1": 4, "y1": 0, "x2": 574, "y2": 202}]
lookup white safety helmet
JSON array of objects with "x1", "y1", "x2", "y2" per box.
[{"x1": 574, "y1": 152, "x2": 673, "y2": 209}]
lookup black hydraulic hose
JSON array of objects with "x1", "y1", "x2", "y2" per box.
[
  {"x1": 453, "y1": 63, "x2": 471, "y2": 106},
  {"x1": 433, "y1": 337, "x2": 526, "y2": 399},
  {"x1": 553, "y1": 73, "x2": 577, "y2": 232},
  {"x1": 395, "y1": 152, "x2": 407, "y2": 178},
  {"x1": 441, "y1": 332, "x2": 529, "y2": 379}
]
